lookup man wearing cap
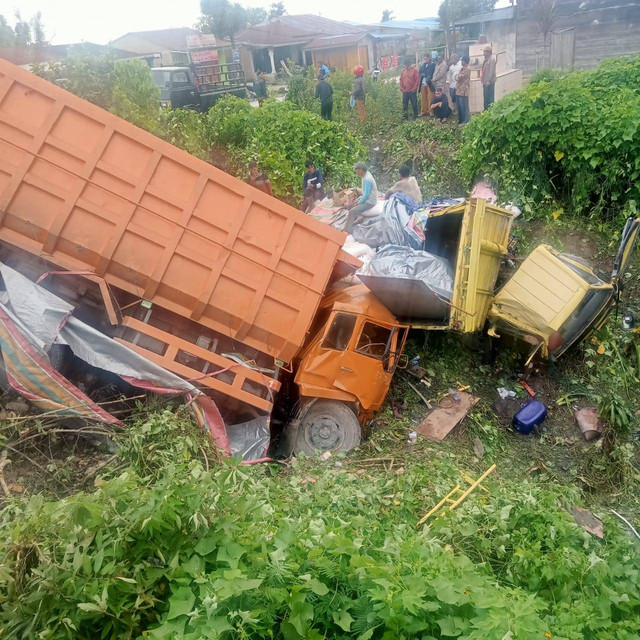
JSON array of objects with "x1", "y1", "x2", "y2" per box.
[
  {"x1": 481, "y1": 44, "x2": 497, "y2": 110},
  {"x1": 344, "y1": 162, "x2": 378, "y2": 233}
]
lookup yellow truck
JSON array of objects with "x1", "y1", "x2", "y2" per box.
[{"x1": 488, "y1": 217, "x2": 640, "y2": 361}]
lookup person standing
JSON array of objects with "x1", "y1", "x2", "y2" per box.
[
  {"x1": 481, "y1": 44, "x2": 497, "y2": 110},
  {"x1": 352, "y1": 65, "x2": 366, "y2": 123},
  {"x1": 372, "y1": 64, "x2": 381, "y2": 82},
  {"x1": 419, "y1": 54, "x2": 433, "y2": 116},
  {"x1": 432, "y1": 52, "x2": 447, "y2": 94},
  {"x1": 447, "y1": 53, "x2": 461, "y2": 109},
  {"x1": 247, "y1": 162, "x2": 273, "y2": 196},
  {"x1": 252, "y1": 70, "x2": 268, "y2": 106},
  {"x1": 400, "y1": 56, "x2": 420, "y2": 121},
  {"x1": 345, "y1": 162, "x2": 378, "y2": 233},
  {"x1": 318, "y1": 61, "x2": 330, "y2": 79},
  {"x1": 301, "y1": 160, "x2": 325, "y2": 212},
  {"x1": 315, "y1": 74, "x2": 334, "y2": 121},
  {"x1": 455, "y1": 55, "x2": 471, "y2": 125}
]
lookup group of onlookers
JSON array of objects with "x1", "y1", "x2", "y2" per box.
[{"x1": 399, "y1": 45, "x2": 495, "y2": 125}]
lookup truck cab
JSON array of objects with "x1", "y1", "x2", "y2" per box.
[
  {"x1": 150, "y1": 67, "x2": 198, "y2": 109},
  {"x1": 286, "y1": 285, "x2": 408, "y2": 454}
]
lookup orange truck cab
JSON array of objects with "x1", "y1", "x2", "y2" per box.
[{"x1": 288, "y1": 284, "x2": 408, "y2": 454}]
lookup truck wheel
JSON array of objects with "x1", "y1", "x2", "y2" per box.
[{"x1": 293, "y1": 400, "x2": 361, "y2": 456}]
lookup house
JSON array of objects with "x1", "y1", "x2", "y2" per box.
[
  {"x1": 0, "y1": 42, "x2": 134, "y2": 70},
  {"x1": 454, "y1": 7, "x2": 516, "y2": 70},
  {"x1": 110, "y1": 27, "x2": 201, "y2": 67},
  {"x1": 455, "y1": 1, "x2": 640, "y2": 77},
  {"x1": 236, "y1": 14, "x2": 408, "y2": 78}
]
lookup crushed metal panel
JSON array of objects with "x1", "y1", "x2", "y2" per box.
[{"x1": 357, "y1": 275, "x2": 449, "y2": 321}]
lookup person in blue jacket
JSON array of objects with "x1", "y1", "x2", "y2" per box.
[
  {"x1": 344, "y1": 161, "x2": 378, "y2": 233},
  {"x1": 318, "y1": 61, "x2": 330, "y2": 79},
  {"x1": 301, "y1": 160, "x2": 325, "y2": 212}
]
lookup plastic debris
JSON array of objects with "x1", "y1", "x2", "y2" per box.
[
  {"x1": 574, "y1": 407, "x2": 602, "y2": 441},
  {"x1": 497, "y1": 387, "x2": 516, "y2": 399},
  {"x1": 513, "y1": 400, "x2": 547, "y2": 435}
]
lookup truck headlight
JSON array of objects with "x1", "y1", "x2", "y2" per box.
[{"x1": 159, "y1": 100, "x2": 172, "y2": 108}]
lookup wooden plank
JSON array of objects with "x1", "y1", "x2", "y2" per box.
[{"x1": 417, "y1": 392, "x2": 480, "y2": 441}]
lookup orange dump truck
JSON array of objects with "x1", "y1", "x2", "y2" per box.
[{"x1": 0, "y1": 59, "x2": 413, "y2": 455}]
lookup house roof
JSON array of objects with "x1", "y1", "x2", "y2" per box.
[
  {"x1": 277, "y1": 14, "x2": 367, "y2": 35},
  {"x1": 364, "y1": 17, "x2": 441, "y2": 31},
  {"x1": 111, "y1": 27, "x2": 200, "y2": 51},
  {"x1": 236, "y1": 23, "x2": 314, "y2": 47},
  {"x1": 0, "y1": 43, "x2": 134, "y2": 66},
  {"x1": 454, "y1": 7, "x2": 515, "y2": 26},
  {"x1": 305, "y1": 32, "x2": 369, "y2": 51},
  {"x1": 236, "y1": 14, "x2": 366, "y2": 48}
]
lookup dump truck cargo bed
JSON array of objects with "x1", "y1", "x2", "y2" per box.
[{"x1": 0, "y1": 59, "x2": 352, "y2": 364}]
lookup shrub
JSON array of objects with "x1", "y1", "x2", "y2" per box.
[
  {"x1": 1, "y1": 415, "x2": 639, "y2": 639},
  {"x1": 528, "y1": 68, "x2": 568, "y2": 84},
  {"x1": 460, "y1": 63, "x2": 640, "y2": 218},
  {"x1": 208, "y1": 96, "x2": 367, "y2": 200},
  {"x1": 385, "y1": 119, "x2": 464, "y2": 198}
]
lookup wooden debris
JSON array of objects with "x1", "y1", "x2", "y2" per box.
[
  {"x1": 416, "y1": 392, "x2": 479, "y2": 441},
  {"x1": 568, "y1": 506, "x2": 604, "y2": 538}
]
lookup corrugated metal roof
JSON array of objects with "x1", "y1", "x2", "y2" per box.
[
  {"x1": 236, "y1": 14, "x2": 363, "y2": 48},
  {"x1": 305, "y1": 32, "x2": 368, "y2": 51},
  {"x1": 363, "y1": 18, "x2": 441, "y2": 31},
  {"x1": 278, "y1": 14, "x2": 367, "y2": 35},
  {"x1": 111, "y1": 27, "x2": 201, "y2": 51},
  {"x1": 454, "y1": 7, "x2": 515, "y2": 26}
]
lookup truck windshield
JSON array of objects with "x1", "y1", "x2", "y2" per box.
[
  {"x1": 356, "y1": 322, "x2": 391, "y2": 359},
  {"x1": 172, "y1": 71, "x2": 190, "y2": 85},
  {"x1": 322, "y1": 314, "x2": 356, "y2": 351},
  {"x1": 152, "y1": 70, "x2": 171, "y2": 88}
]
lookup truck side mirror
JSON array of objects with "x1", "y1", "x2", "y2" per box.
[{"x1": 397, "y1": 353, "x2": 409, "y2": 369}]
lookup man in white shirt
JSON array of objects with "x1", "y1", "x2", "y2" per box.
[{"x1": 447, "y1": 54, "x2": 462, "y2": 110}]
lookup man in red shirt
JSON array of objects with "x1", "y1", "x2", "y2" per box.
[{"x1": 399, "y1": 56, "x2": 420, "y2": 120}]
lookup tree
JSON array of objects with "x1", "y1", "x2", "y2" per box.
[
  {"x1": 268, "y1": 2, "x2": 286, "y2": 19},
  {"x1": 199, "y1": 0, "x2": 247, "y2": 48},
  {"x1": 30, "y1": 11, "x2": 48, "y2": 45},
  {"x1": 382, "y1": 10, "x2": 394, "y2": 22},
  {"x1": 12, "y1": 11, "x2": 32, "y2": 47},
  {"x1": 246, "y1": 7, "x2": 267, "y2": 25},
  {"x1": 530, "y1": 0, "x2": 557, "y2": 68},
  {"x1": 438, "y1": 0, "x2": 497, "y2": 53},
  {"x1": 0, "y1": 15, "x2": 15, "y2": 46},
  {"x1": 0, "y1": 11, "x2": 48, "y2": 47}
]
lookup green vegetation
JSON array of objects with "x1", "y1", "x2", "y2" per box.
[
  {"x1": 460, "y1": 55, "x2": 640, "y2": 219},
  {"x1": 1, "y1": 409, "x2": 639, "y2": 639},
  {"x1": 208, "y1": 96, "x2": 367, "y2": 199}
]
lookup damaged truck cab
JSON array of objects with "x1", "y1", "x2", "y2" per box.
[{"x1": 290, "y1": 285, "x2": 408, "y2": 454}]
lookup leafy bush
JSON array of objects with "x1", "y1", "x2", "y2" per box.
[
  {"x1": 110, "y1": 59, "x2": 161, "y2": 131},
  {"x1": 528, "y1": 68, "x2": 568, "y2": 84},
  {"x1": 1, "y1": 411, "x2": 639, "y2": 639},
  {"x1": 385, "y1": 119, "x2": 464, "y2": 198},
  {"x1": 287, "y1": 70, "x2": 404, "y2": 140},
  {"x1": 208, "y1": 96, "x2": 367, "y2": 200},
  {"x1": 460, "y1": 62, "x2": 640, "y2": 218},
  {"x1": 159, "y1": 108, "x2": 211, "y2": 161}
]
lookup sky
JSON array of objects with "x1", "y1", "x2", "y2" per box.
[{"x1": 5, "y1": 0, "x2": 444, "y2": 45}]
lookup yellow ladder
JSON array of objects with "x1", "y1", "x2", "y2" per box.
[{"x1": 417, "y1": 464, "x2": 497, "y2": 526}]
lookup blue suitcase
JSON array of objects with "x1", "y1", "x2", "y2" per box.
[{"x1": 513, "y1": 400, "x2": 547, "y2": 435}]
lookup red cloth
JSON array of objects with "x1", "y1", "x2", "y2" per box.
[{"x1": 400, "y1": 66, "x2": 420, "y2": 93}]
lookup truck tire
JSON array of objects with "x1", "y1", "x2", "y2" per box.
[{"x1": 293, "y1": 400, "x2": 361, "y2": 456}]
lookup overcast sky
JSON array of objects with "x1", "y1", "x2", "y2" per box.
[{"x1": 7, "y1": 1, "x2": 445, "y2": 45}]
